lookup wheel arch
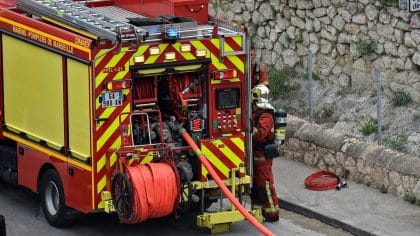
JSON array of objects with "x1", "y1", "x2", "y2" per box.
[{"x1": 37, "y1": 163, "x2": 57, "y2": 193}]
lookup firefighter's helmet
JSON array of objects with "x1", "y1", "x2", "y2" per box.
[{"x1": 251, "y1": 84, "x2": 274, "y2": 110}]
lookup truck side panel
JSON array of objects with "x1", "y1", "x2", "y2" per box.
[
  {"x1": 17, "y1": 143, "x2": 52, "y2": 191},
  {"x1": 17, "y1": 141, "x2": 92, "y2": 213},
  {"x1": 3, "y1": 34, "x2": 64, "y2": 149},
  {"x1": 67, "y1": 59, "x2": 91, "y2": 160},
  {"x1": 2, "y1": 34, "x2": 93, "y2": 213}
]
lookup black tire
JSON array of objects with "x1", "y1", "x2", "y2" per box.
[
  {"x1": 39, "y1": 169, "x2": 71, "y2": 227},
  {"x1": 0, "y1": 214, "x2": 5, "y2": 236}
]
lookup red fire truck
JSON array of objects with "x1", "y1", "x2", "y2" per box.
[{"x1": 0, "y1": 0, "x2": 271, "y2": 234}]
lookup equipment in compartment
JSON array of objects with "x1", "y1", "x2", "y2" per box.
[{"x1": 132, "y1": 65, "x2": 208, "y2": 146}]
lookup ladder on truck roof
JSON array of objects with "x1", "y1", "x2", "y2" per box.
[{"x1": 16, "y1": 0, "x2": 148, "y2": 43}]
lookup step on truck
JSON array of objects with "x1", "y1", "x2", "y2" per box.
[{"x1": 0, "y1": 0, "x2": 268, "y2": 233}]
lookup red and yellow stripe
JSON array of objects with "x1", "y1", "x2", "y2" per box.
[
  {"x1": 92, "y1": 35, "x2": 246, "y2": 207},
  {"x1": 92, "y1": 48, "x2": 134, "y2": 208},
  {"x1": 199, "y1": 135, "x2": 245, "y2": 180}
]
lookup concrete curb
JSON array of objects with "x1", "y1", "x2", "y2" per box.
[{"x1": 278, "y1": 198, "x2": 376, "y2": 236}]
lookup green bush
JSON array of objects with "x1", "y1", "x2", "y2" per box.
[
  {"x1": 382, "y1": 0, "x2": 399, "y2": 6},
  {"x1": 391, "y1": 90, "x2": 412, "y2": 107},
  {"x1": 268, "y1": 67, "x2": 301, "y2": 100},
  {"x1": 403, "y1": 191, "x2": 416, "y2": 204},
  {"x1": 379, "y1": 184, "x2": 388, "y2": 194},
  {"x1": 374, "y1": 0, "x2": 399, "y2": 8},
  {"x1": 355, "y1": 40, "x2": 377, "y2": 56},
  {"x1": 359, "y1": 118, "x2": 377, "y2": 136},
  {"x1": 383, "y1": 135, "x2": 407, "y2": 152}
]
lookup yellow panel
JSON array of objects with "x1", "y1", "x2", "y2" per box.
[
  {"x1": 67, "y1": 59, "x2": 90, "y2": 159},
  {"x1": 3, "y1": 35, "x2": 64, "y2": 148}
]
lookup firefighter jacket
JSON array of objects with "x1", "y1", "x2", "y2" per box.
[
  {"x1": 251, "y1": 62, "x2": 269, "y2": 87},
  {"x1": 251, "y1": 108, "x2": 279, "y2": 221},
  {"x1": 252, "y1": 109, "x2": 274, "y2": 155}
]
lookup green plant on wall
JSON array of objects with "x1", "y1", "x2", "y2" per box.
[
  {"x1": 391, "y1": 90, "x2": 412, "y2": 107},
  {"x1": 355, "y1": 40, "x2": 377, "y2": 56},
  {"x1": 268, "y1": 67, "x2": 301, "y2": 100},
  {"x1": 283, "y1": 34, "x2": 292, "y2": 45},
  {"x1": 359, "y1": 117, "x2": 378, "y2": 136},
  {"x1": 403, "y1": 191, "x2": 416, "y2": 204},
  {"x1": 373, "y1": 0, "x2": 399, "y2": 7},
  {"x1": 381, "y1": 0, "x2": 399, "y2": 6},
  {"x1": 383, "y1": 135, "x2": 407, "y2": 152}
]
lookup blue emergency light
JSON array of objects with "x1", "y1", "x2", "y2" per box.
[{"x1": 164, "y1": 24, "x2": 180, "y2": 40}]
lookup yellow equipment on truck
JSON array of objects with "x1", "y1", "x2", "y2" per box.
[{"x1": 0, "y1": 0, "x2": 273, "y2": 234}]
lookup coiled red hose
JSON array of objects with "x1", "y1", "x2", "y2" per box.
[{"x1": 125, "y1": 163, "x2": 178, "y2": 223}]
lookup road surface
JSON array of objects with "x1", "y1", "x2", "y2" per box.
[{"x1": 0, "y1": 181, "x2": 350, "y2": 235}]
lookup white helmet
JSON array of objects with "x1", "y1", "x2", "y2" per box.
[{"x1": 251, "y1": 84, "x2": 274, "y2": 110}]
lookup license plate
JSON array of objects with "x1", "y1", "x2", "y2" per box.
[{"x1": 101, "y1": 91, "x2": 123, "y2": 108}]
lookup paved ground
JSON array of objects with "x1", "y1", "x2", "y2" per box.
[
  {"x1": 0, "y1": 180, "x2": 338, "y2": 236},
  {"x1": 2, "y1": 156, "x2": 419, "y2": 235},
  {"x1": 274, "y1": 157, "x2": 420, "y2": 236}
]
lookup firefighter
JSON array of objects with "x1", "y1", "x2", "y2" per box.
[
  {"x1": 250, "y1": 48, "x2": 269, "y2": 87},
  {"x1": 250, "y1": 84, "x2": 279, "y2": 222}
]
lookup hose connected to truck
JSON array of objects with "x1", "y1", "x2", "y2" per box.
[
  {"x1": 111, "y1": 128, "x2": 274, "y2": 235},
  {"x1": 179, "y1": 128, "x2": 274, "y2": 236}
]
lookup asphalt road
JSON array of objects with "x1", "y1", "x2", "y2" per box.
[{"x1": 0, "y1": 181, "x2": 348, "y2": 236}]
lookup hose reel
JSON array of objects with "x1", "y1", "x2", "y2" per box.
[{"x1": 111, "y1": 162, "x2": 194, "y2": 223}]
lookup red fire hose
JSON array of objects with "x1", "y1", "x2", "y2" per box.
[
  {"x1": 180, "y1": 129, "x2": 273, "y2": 236},
  {"x1": 304, "y1": 170, "x2": 340, "y2": 191}
]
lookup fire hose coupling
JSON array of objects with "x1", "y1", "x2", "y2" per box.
[
  {"x1": 336, "y1": 179, "x2": 348, "y2": 190},
  {"x1": 178, "y1": 127, "x2": 187, "y2": 136}
]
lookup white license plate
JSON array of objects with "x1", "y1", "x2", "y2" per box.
[{"x1": 101, "y1": 91, "x2": 123, "y2": 108}]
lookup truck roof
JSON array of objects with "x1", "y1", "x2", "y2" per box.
[{"x1": 6, "y1": 0, "x2": 244, "y2": 43}]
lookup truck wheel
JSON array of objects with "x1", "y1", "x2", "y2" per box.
[{"x1": 39, "y1": 169, "x2": 70, "y2": 227}]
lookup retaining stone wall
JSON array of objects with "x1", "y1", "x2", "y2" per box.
[
  {"x1": 284, "y1": 115, "x2": 420, "y2": 200},
  {"x1": 210, "y1": 0, "x2": 420, "y2": 156}
]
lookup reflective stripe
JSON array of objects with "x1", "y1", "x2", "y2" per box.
[
  {"x1": 265, "y1": 181, "x2": 274, "y2": 207},
  {"x1": 254, "y1": 156, "x2": 266, "y2": 162},
  {"x1": 265, "y1": 181, "x2": 278, "y2": 213},
  {"x1": 264, "y1": 207, "x2": 279, "y2": 213}
]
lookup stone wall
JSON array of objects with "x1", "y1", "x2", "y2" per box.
[
  {"x1": 210, "y1": 1, "x2": 420, "y2": 90},
  {"x1": 209, "y1": 0, "x2": 420, "y2": 199},
  {"x1": 284, "y1": 115, "x2": 420, "y2": 200},
  {"x1": 210, "y1": 0, "x2": 420, "y2": 156}
]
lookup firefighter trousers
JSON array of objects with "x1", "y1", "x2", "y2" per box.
[{"x1": 251, "y1": 159, "x2": 279, "y2": 221}]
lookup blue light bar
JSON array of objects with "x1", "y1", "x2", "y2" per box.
[{"x1": 166, "y1": 27, "x2": 179, "y2": 39}]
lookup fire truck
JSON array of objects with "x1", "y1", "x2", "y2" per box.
[{"x1": 0, "y1": 0, "x2": 274, "y2": 234}]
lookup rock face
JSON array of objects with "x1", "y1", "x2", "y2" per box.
[
  {"x1": 210, "y1": 0, "x2": 420, "y2": 157},
  {"x1": 284, "y1": 116, "x2": 420, "y2": 200}
]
